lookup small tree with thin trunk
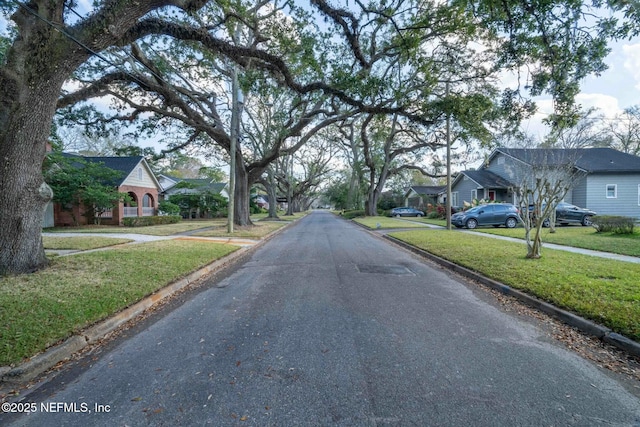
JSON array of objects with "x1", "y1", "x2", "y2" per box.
[{"x1": 507, "y1": 147, "x2": 586, "y2": 258}]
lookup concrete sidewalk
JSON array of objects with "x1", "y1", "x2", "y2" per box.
[{"x1": 377, "y1": 219, "x2": 640, "y2": 264}]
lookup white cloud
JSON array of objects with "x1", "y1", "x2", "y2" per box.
[
  {"x1": 575, "y1": 93, "x2": 621, "y2": 118},
  {"x1": 622, "y1": 43, "x2": 640, "y2": 91}
]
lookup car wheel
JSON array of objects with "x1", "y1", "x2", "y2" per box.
[
  {"x1": 542, "y1": 218, "x2": 550, "y2": 228},
  {"x1": 505, "y1": 217, "x2": 517, "y2": 228},
  {"x1": 466, "y1": 218, "x2": 478, "y2": 229},
  {"x1": 582, "y1": 215, "x2": 593, "y2": 226},
  {"x1": 416, "y1": 213, "x2": 423, "y2": 217},
  {"x1": 394, "y1": 214, "x2": 401, "y2": 218}
]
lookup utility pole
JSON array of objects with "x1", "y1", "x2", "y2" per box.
[{"x1": 446, "y1": 81, "x2": 452, "y2": 231}]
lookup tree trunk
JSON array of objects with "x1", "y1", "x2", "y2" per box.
[
  {"x1": 0, "y1": 125, "x2": 53, "y2": 274},
  {"x1": 526, "y1": 223, "x2": 544, "y2": 259},
  {"x1": 366, "y1": 189, "x2": 379, "y2": 216},
  {"x1": 365, "y1": 167, "x2": 378, "y2": 216},
  {"x1": 234, "y1": 162, "x2": 253, "y2": 226},
  {"x1": 266, "y1": 169, "x2": 279, "y2": 219},
  {"x1": 0, "y1": 20, "x2": 79, "y2": 274}
]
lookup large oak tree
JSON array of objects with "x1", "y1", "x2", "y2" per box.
[{"x1": 1, "y1": 0, "x2": 637, "y2": 274}]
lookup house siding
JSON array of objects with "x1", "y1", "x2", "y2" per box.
[
  {"x1": 570, "y1": 178, "x2": 587, "y2": 207},
  {"x1": 454, "y1": 148, "x2": 640, "y2": 217},
  {"x1": 585, "y1": 174, "x2": 640, "y2": 218},
  {"x1": 486, "y1": 154, "x2": 521, "y2": 182},
  {"x1": 455, "y1": 176, "x2": 481, "y2": 206},
  {"x1": 123, "y1": 166, "x2": 157, "y2": 188}
]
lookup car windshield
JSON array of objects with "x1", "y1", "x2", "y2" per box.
[{"x1": 465, "y1": 206, "x2": 482, "y2": 213}]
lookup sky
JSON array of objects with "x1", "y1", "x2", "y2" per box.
[{"x1": 522, "y1": 38, "x2": 640, "y2": 138}]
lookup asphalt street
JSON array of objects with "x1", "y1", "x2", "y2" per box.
[{"x1": 3, "y1": 211, "x2": 640, "y2": 426}]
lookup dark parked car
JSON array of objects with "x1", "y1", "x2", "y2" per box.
[
  {"x1": 390, "y1": 207, "x2": 425, "y2": 217},
  {"x1": 451, "y1": 203, "x2": 521, "y2": 229},
  {"x1": 530, "y1": 202, "x2": 596, "y2": 227}
]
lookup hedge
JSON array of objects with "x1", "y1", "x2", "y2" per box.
[
  {"x1": 592, "y1": 215, "x2": 635, "y2": 234},
  {"x1": 122, "y1": 215, "x2": 182, "y2": 227}
]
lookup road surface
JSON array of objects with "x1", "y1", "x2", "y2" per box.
[{"x1": 3, "y1": 211, "x2": 639, "y2": 426}]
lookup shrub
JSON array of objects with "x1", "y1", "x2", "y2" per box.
[
  {"x1": 592, "y1": 216, "x2": 635, "y2": 234},
  {"x1": 341, "y1": 209, "x2": 366, "y2": 219},
  {"x1": 158, "y1": 201, "x2": 181, "y2": 216},
  {"x1": 123, "y1": 215, "x2": 181, "y2": 227}
]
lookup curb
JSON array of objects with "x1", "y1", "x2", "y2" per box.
[
  {"x1": 382, "y1": 234, "x2": 640, "y2": 358},
  {"x1": 1, "y1": 221, "x2": 293, "y2": 387}
]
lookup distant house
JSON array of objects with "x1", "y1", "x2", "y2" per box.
[
  {"x1": 46, "y1": 154, "x2": 162, "y2": 226},
  {"x1": 403, "y1": 185, "x2": 446, "y2": 209},
  {"x1": 451, "y1": 147, "x2": 640, "y2": 218},
  {"x1": 160, "y1": 175, "x2": 228, "y2": 218}
]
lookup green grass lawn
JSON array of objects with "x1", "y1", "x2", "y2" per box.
[
  {"x1": 43, "y1": 236, "x2": 133, "y2": 250},
  {"x1": 193, "y1": 221, "x2": 288, "y2": 239},
  {"x1": 354, "y1": 217, "x2": 432, "y2": 229},
  {"x1": 475, "y1": 226, "x2": 640, "y2": 257},
  {"x1": 251, "y1": 211, "x2": 309, "y2": 221},
  {"x1": 411, "y1": 217, "x2": 447, "y2": 227},
  {"x1": 0, "y1": 240, "x2": 239, "y2": 366},
  {"x1": 390, "y1": 229, "x2": 640, "y2": 342}
]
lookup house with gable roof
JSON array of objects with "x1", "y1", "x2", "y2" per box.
[
  {"x1": 46, "y1": 153, "x2": 162, "y2": 226},
  {"x1": 403, "y1": 185, "x2": 446, "y2": 209},
  {"x1": 451, "y1": 147, "x2": 640, "y2": 218},
  {"x1": 159, "y1": 174, "x2": 229, "y2": 218}
]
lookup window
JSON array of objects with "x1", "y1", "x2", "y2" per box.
[
  {"x1": 142, "y1": 194, "x2": 154, "y2": 207},
  {"x1": 606, "y1": 184, "x2": 617, "y2": 198},
  {"x1": 451, "y1": 192, "x2": 458, "y2": 207},
  {"x1": 137, "y1": 167, "x2": 143, "y2": 180},
  {"x1": 471, "y1": 189, "x2": 477, "y2": 201}
]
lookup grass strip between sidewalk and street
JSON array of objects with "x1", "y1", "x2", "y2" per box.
[
  {"x1": 390, "y1": 229, "x2": 640, "y2": 342},
  {"x1": 354, "y1": 217, "x2": 432, "y2": 229},
  {"x1": 192, "y1": 221, "x2": 288, "y2": 239},
  {"x1": 0, "y1": 240, "x2": 238, "y2": 366}
]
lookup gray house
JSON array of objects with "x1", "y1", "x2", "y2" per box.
[
  {"x1": 403, "y1": 185, "x2": 446, "y2": 209},
  {"x1": 451, "y1": 147, "x2": 640, "y2": 218}
]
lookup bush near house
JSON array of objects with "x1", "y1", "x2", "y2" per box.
[
  {"x1": 425, "y1": 203, "x2": 457, "y2": 219},
  {"x1": 122, "y1": 215, "x2": 181, "y2": 227},
  {"x1": 592, "y1": 216, "x2": 635, "y2": 234},
  {"x1": 158, "y1": 200, "x2": 181, "y2": 216}
]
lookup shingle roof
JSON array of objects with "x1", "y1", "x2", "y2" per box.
[
  {"x1": 409, "y1": 185, "x2": 446, "y2": 195},
  {"x1": 164, "y1": 180, "x2": 227, "y2": 194},
  {"x1": 497, "y1": 147, "x2": 640, "y2": 173},
  {"x1": 82, "y1": 156, "x2": 145, "y2": 185},
  {"x1": 56, "y1": 153, "x2": 144, "y2": 186},
  {"x1": 462, "y1": 170, "x2": 515, "y2": 189}
]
